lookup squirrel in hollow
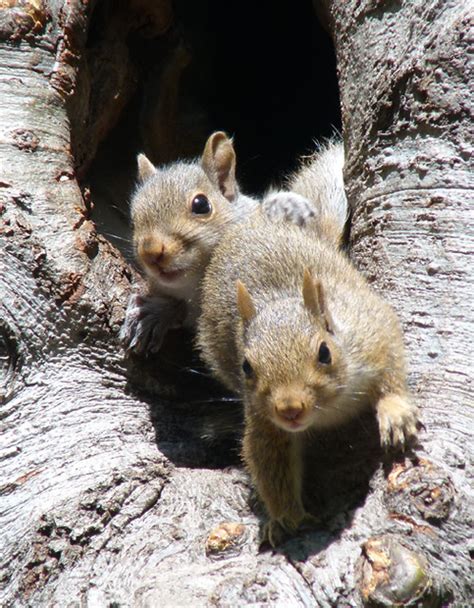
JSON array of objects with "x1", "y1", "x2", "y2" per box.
[
  {"x1": 120, "y1": 131, "x2": 316, "y2": 354},
  {"x1": 196, "y1": 143, "x2": 419, "y2": 547}
]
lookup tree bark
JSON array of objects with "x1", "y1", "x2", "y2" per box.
[
  {"x1": 330, "y1": 0, "x2": 473, "y2": 604},
  {"x1": 0, "y1": 1, "x2": 471, "y2": 607}
]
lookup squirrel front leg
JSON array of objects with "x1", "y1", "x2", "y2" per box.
[
  {"x1": 375, "y1": 342, "x2": 419, "y2": 450},
  {"x1": 120, "y1": 293, "x2": 186, "y2": 355},
  {"x1": 376, "y1": 393, "x2": 419, "y2": 451},
  {"x1": 242, "y1": 416, "x2": 316, "y2": 546}
]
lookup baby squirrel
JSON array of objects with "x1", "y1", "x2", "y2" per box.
[
  {"x1": 197, "y1": 143, "x2": 419, "y2": 546},
  {"x1": 120, "y1": 131, "x2": 315, "y2": 353}
]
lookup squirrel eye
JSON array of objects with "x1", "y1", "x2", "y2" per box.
[
  {"x1": 318, "y1": 341, "x2": 331, "y2": 365},
  {"x1": 242, "y1": 358, "x2": 254, "y2": 378},
  {"x1": 191, "y1": 194, "x2": 212, "y2": 215}
]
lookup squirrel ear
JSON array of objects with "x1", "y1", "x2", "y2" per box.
[
  {"x1": 236, "y1": 280, "x2": 256, "y2": 322},
  {"x1": 201, "y1": 131, "x2": 237, "y2": 201},
  {"x1": 137, "y1": 153, "x2": 156, "y2": 183},
  {"x1": 302, "y1": 269, "x2": 321, "y2": 316},
  {"x1": 302, "y1": 269, "x2": 334, "y2": 333}
]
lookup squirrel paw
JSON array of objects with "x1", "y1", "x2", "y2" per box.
[
  {"x1": 120, "y1": 293, "x2": 185, "y2": 355},
  {"x1": 262, "y1": 512, "x2": 319, "y2": 547},
  {"x1": 261, "y1": 191, "x2": 315, "y2": 228},
  {"x1": 262, "y1": 519, "x2": 289, "y2": 548},
  {"x1": 376, "y1": 394, "x2": 419, "y2": 451}
]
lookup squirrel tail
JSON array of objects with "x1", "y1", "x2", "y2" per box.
[{"x1": 286, "y1": 139, "x2": 348, "y2": 247}]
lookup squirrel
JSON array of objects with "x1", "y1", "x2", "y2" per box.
[
  {"x1": 196, "y1": 142, "x2": 419, "y2": 547},
  {"x1": 120, "y1": 131, "x2": 316, "y2": 354}
]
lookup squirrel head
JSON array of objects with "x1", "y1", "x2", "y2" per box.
[
  {"x1": 130, "y1": 132, "x2": 238, "y2": 293},
  {"x1": 237, "y1": 270, "x2": 348, "y2": 433}
]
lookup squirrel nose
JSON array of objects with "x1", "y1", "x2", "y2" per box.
[
  {"x1": 275, "y1": 402, "x2": 304, "y2": 421},
  {"x1": 143, "y1": 244, "x2": 165, "y2": 267},
  {"x1": 279, "y1": 407, "x2": 303, "y2": 421}
]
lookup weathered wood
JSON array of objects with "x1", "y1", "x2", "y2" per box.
[
  {"x1": 331, "y1": 0, "x2": 473, "y2": 604},
  {"x1": 0, "y1": 0, "x2": 472, "y2": 606}
]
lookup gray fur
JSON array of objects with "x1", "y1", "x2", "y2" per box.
[
  {"x1": 287, "y1": 140, "x2": 347, "y2": 234},
  {"x1": 123, "y1": 137, "x2": 347, "y2": 354}
]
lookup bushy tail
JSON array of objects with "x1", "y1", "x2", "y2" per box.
[{"x1": 286, "y1": 139, "x2": 348, "y2": 247}]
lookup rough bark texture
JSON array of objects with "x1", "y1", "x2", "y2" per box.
[
  {"x1": 332, "y1": 0, "x2": 473, "y2": 604},
  {"x1": 0, "y1": 1, "x2": 472, "y2": 607}
]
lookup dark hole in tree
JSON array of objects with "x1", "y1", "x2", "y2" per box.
[
  {"x1": 186, "y1": 0, "x2": 341, "y2": 194},
  {"x1": 87, "y1": 0, "x2": 340, "y2": 255},
  {"x1": 85, "y1": 0, "x2": 360, "y2": 480}
]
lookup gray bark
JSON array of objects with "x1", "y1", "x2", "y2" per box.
[{"x1": 0, "y1": 1, "x2": 472, "y2": 607}]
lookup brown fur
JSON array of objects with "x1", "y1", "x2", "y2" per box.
[
  {"x1": 197, "y1": 208, "x2": 418, "y2": 546},
  {"x1": 285, "y1": 139, "x2": 347, "y2": 247},
  {"x1": 123, "y1": 132, "x2": 330, "y2": 353},
  {"x1": 129, "y1": 132, "x2": 255, "y2": 326}
]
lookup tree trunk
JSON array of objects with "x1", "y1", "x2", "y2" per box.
[{"x1": 0, "y1": 1, "x2": 471, "y2": 606}]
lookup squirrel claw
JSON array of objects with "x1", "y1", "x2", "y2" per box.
[
  {"x1": 262, "y1": 511, "x2": 319, "y2": 548},
  {"x1": 262, "y1": 519, "x2": 290, "y2": 548},
  {"x1": 377, "y1": 394, "x2": 419, "y2": 451},
  {"x1": 261, "y1": 191, "x2": 315, "y2": 228},
  {"x1": 299, "y1": 513, "x2": 320, "y2": 529},
  {"x1": 120, "y1": 293, "x2": 185, "y2": 355}
]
